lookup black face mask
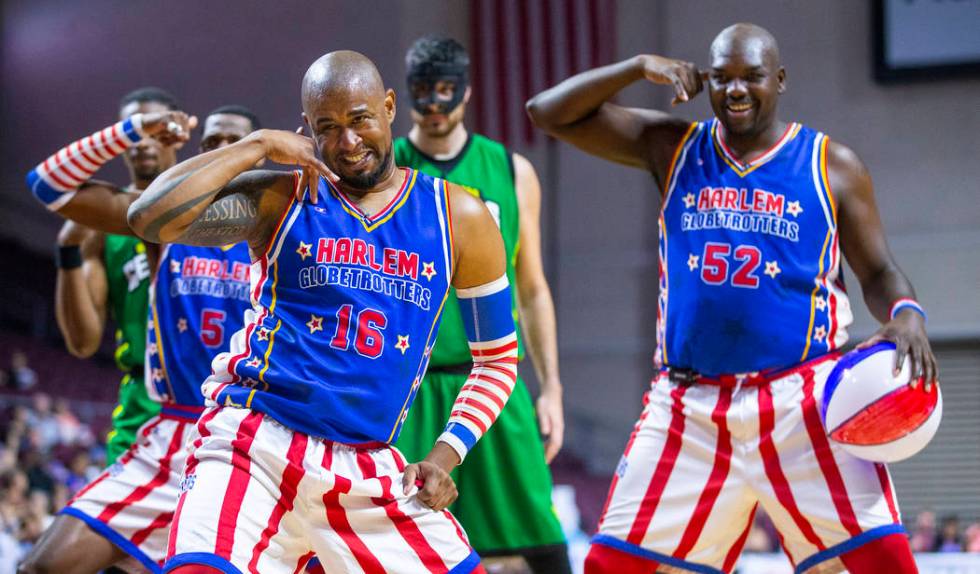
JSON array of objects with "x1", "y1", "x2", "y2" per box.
[{"x1": 406, "y1": 61, "x2": 468, "y2": 116}]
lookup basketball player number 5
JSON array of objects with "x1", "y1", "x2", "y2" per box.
[
  {"x1": 701, "y1": 242, "x2": 761, "y2": 288},
  {"x1": 200, "y1": 309, "x2": 227, "y2": 348},
  {"x1": 330, "y1": 304, "x2": 388, "y2": 359}
]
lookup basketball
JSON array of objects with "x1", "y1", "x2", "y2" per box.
[{"x1": 822, "y1": 341, "x2": 942, "y2": 463}]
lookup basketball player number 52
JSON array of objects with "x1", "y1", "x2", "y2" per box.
[{"x1": 701, "y1": 242, "x2": 761, "y2": 288}]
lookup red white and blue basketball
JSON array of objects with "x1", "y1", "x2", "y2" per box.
[{"x1": 821, "y1": 342, "x2": 942, "y2": 463}]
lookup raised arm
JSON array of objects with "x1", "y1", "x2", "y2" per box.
[
  {"x1": 402, "y1": 183, "x2": 510, "y2": 510},
  {"x1": 832, "y1": 141, "x2": 937, "y2": 387},
  {"x1": 512, "y1": 153, "x2": 563, "y2": 462},
  {"x1": 25, "y1": 111, "x2": 193, "y2": 235},
  {"x1": 525, "y1": 55, "x2": 700, "y2": 179},
  {"x1": 127, "y1": 129, "x2": 333, "y2": 250}
]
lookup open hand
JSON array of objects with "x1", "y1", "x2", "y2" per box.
[
  {"x1": 857, "y1": 311, "x2": 938, "y2": 390},
  {"x1": 638, "y1": 54, "x2": 705, "y2": 105},
  {"x1": 257, "y1": 128, "x2": 338, "y2": 204}
]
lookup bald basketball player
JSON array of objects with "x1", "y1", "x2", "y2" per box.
[
  {"x1": 129, "y1": 51, "x2": 514, "y2": 574},
  {"x1": 528, "y1": 23, "x2": 933, "y2": 574}
]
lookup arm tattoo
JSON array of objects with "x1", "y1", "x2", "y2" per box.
[
  {"x1": 181, "y1": 192, "x2": 262, "y2": 245},
  {"x1": 129, "y1": 171, "x2": 199, "y2": 242}
]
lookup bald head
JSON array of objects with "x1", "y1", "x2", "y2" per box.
[
  {"x1": 302, "y1": 50, "x2": 386, "y2": 112},
  {"x1": 710, "y1": 23, "x2": 780, "y2": 70}
]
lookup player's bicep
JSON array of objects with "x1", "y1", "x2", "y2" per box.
[
  {"x1": 448, "y1": 185, "x2": 506, "y2": 289},
  {"x1": 832, "y1": 143, "x2": 895, "y2": 285},
  {"x1": 58, "y1": 181, "x2": 137, "y2": 236}
]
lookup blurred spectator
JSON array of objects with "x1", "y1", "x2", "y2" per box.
[
  {"x1": 965, "y1": 522, "x2": 980, "y2": 553},
  {"x1": 911, "y1": 510, "x2": 937, "y2": 552},
  {"x1": 25, "y1": 394, "x2": 59, "y2": 454},
  {"x1": 937, "y1": 515, "x2": 963, "y2": 552},
  {"x1": 5, "y1": 351, "x2": 37, "y2": 392},
  {"x1": 53, "y1": 398, "x2": 92, "y2": 448}
]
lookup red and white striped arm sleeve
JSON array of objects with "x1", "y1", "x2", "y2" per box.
[
  {"x1": 437, "y1": 275, "x2": 519, "y2": 461},
  {"x1": 25, "y1": 115, "x2": 146, "y2": 211}
]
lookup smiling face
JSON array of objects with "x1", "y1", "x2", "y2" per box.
[
  {"x1": 119, "y1": 100, "x2": 177, "y2": 184},
  {"x1": 302, "y1": 52, "x2": 397, "y2": 191},
  {"x1": 706, "y1": 25, "x2": 785, "y2": 138}
]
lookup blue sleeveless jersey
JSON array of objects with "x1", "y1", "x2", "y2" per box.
[
  {"x1": 146, "y1": 243, "x2": 252, "y2": 406},
  {"x1": 206, "y1": 169, "x2": 454, "y2": 445},
  {"x1": 657, "y1": 119, "x2": 852, "y2": 376}
]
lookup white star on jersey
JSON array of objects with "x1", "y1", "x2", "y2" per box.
[
  {"x1": 147, "y1": 342, "x2": 158, "y2": 356},
  {"x1": 814, "y1": 325, "x2": 827, "y2": 342},
  {"x1": 395, "y1": 335, "x2": 410, "y2": 354},
  {"x1": 786, "y1": 200, "x2": 803, "y2": 217},
  {"x1": 764, "y1": 261, "x2": 781, "y2": 279},
  {"x1": 421, "y1": 262, "x2": 437, "y2": 281},
  {"x1": 177, "y1": 318, "x2": 188, "y2": 333},
  {"x1": 688, "y1": 253, "x2": 699, "y2": 271},
  {"x1": 170, "y1": 259, "x2": 181, "y2": 273},
  {"x1": 245, "y1": 357, "x2": 262, "y2": 368},
  {"x1": 682, "y1": 193, "x2": 696, "y2": 209},
  {"x1": 815, "y1": 296, "x2": 828, "y2": 311}
]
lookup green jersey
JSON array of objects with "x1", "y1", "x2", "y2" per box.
[
  {"x1": 394, "y1": 134, "x2": 523, "y2": 366},
  {"x1": 103, "y1": 234, "x2": 151, "y2": 372}
]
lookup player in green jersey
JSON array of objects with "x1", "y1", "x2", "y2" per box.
[
  {"x1": 48, "y1": 88, "x2": 190, "y2": 465},
  {"x1": 394, "y1": 35, "x2": 570, "y2": 574}
]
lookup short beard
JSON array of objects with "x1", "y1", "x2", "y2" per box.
[{"x1": 342, "y1": 146, "x2": 393, "y2": 190}]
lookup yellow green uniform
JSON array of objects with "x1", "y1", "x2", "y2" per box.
[
  {"x1": 103, "y1": 234, "x2": 159, "y2": 465},
  {"x1": 394, "y1": 135, "x2": 565, "y2": 554}
]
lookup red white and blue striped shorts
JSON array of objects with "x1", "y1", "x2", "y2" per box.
[
  {"x1": 591, "y1": 355, "x2": 904, "y2": 574},
  {"x1": 63, "y1": 406, "x2": 199, "y2": 573},
  {"x1": 165, "y1": 406, "x2": 480, "y2": 574}
]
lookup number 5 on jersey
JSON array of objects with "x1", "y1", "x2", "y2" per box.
[{"x1": 330, "y1": 304, "x2": 388, "y2": 359}]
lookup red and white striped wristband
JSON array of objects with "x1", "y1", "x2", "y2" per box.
[
  {"x1": 26, "y1": 114, "x2": 147, "y2": 211},
  {"x1": 889, "y1": 298, "x2": 926, "y2": 322}
]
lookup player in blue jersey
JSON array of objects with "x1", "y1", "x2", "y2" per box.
[
  {"x1": 129, "y1": 51, "x2": 515, "y2": 574},
  {"x1": 528, "y1": 23, "x2": 934, "y2": 574},
  {"x1": 21, "y1": 106, "x2": 260, "y2": 574}
]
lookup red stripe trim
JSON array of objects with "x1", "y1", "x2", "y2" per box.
[
  {"x1": 626, "y1": 386, "x2": 687, "y2": 544},
  {"x1": 44, "y1": 165, "x2": 76, "y2": 190},
  {"x1": 455, "y1": 395, "x2": 499, "y2": 422},
  {"x1": 476, "y1": 362, "x2": 519, "y2": 381},
  {"x1": 168, "y1": 408, "x2": 221, "y2": 556},
  {"x1": 65, "y1": 154, "x2": 95, "y2": 179},
  {"x1": 450, "y1": 410, "x2": 489, "y2": 434},
  {"x1": 391, "y1": 449, "x2": 408, "y2": 472},
  {"x1": 715, "y1": 120, "x2": 797, "y2": 169},
  {"x1": 214, "y1": 411, "x2": 264, "y2": 558},
  {"x1": 249, "y1": 432, "x2": 309, "y2": 572},
  {"x1": 98, "y1": 421, "x2": 188, "y2": 523},
  {"x1": 722, "y1": 503, "x2": 758, "y2": 573},
  {"x1": 672, "y1": 388, "x2": 734, "y2": 559},
  {"x1": 876, "y1": 463, "x2": 900, "y2": 524},
  {"x1": 130, "y1": 510, "x2": 174, "y2": 546},
  {"x1": 443, "y1": 510, "x2": 471, "y2": 546},
  {"x1": 801, "y1": 367, "x2": 863, "y2": 537},
  {"x1": 471, "y1": 340, "x2": 518, "y2": 357},
  {"x1": 70, "y1": 417, "x2": 166, "y2": 504},
  {"x1": 322, "y1": 448, "x2": 386, "y2": 573},
  {"x1": 460, "y1": 384, "x2": 506, "y2": 411},
  {"x1": 598, "y1": 395, "x2": 652, "y2": 529},
  {"x1": 356, "y1": 452, "x2": 448, "y2": 573},
  {"x1": 333, "y1": 168, "x2": 412, "y2": 222},
  {"x1": 758, "y1": 385, "x2": 827, "y2": 551},
  {"x1": 292, "y1": 552, "x2": 317, "y2": 574},
  {"x1": 465, "y1": 373, "x2": 513, "y2": 397}
]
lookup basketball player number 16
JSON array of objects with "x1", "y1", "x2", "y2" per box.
[
  {"x1": 330, "y1": 304, "x2": 388, "y2": 359},
  {"x1": 701, "y1": 242, "x2": 761, "y2": 288}
]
